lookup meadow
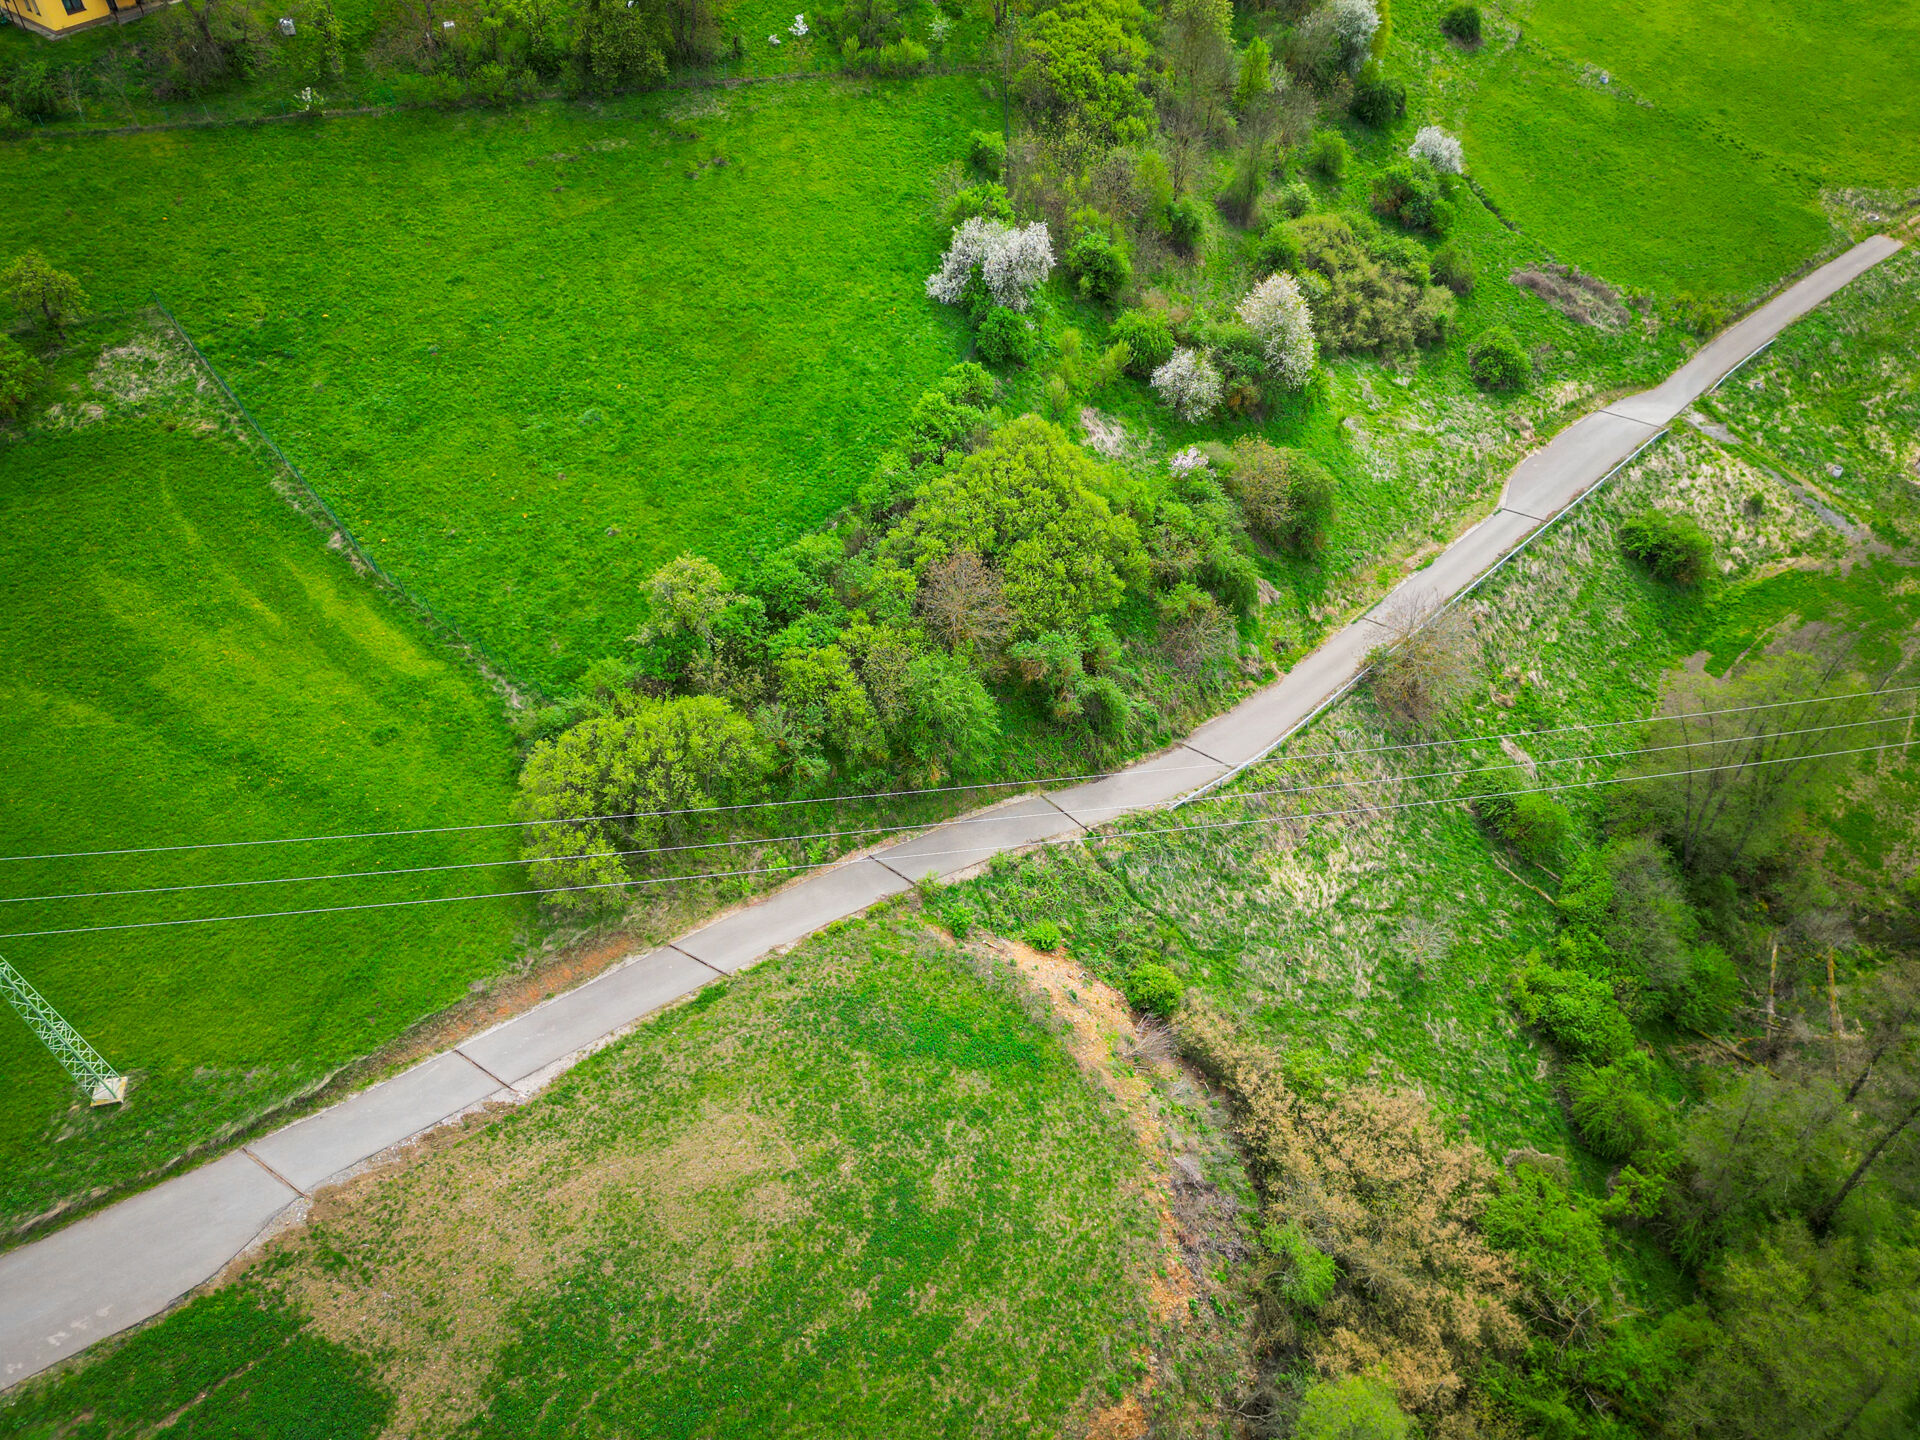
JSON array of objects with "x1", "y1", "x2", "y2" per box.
[
  {"x1": 0, "y1": 316, "x2": 528, "y2": 1232},
  {"x1": 1431, "y1": 0, "x2": 1920, "y2": 299},
  {"x1": 0, "y1": 76, "x2": 994, "y2": 694},
  {"x1": 0, "y1": 916, "x2": 1171, "y2": 1438}
]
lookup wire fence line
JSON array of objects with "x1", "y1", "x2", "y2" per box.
[{"x1": 147, "y1": 299, "x2": 536, "y2": 703}]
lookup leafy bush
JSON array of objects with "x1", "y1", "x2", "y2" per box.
[
  {"x1": 1123, "y1": 960, "x2": 1183, "y2": 1017},
  {"x1": 1237, "y1": 273, "x2": 1318, "y2": 387},
  {"x1": 1296, "y1": 1376, "x2": 1412, "y2": 1440},
  {"x1": 1225, "y1": 437, "x2": 1336, "y2": 553},
  {"x1": 1276, "y1": 180, "x2": 1314, "y2": 219},
  {"x1": 1253, "y1": 219, "x2": 1304, "y2": 274},
  {"x1": 1166, "y1": 194, "x2": 1206, "y2": 252},
  {"x1": 968, "y1": 129, "x2": 1007, "y2": 179},
  {"x1": 1108, "y1": 308, "x2": 1175, "y2": 377},
  {"x1": 975, "y1": 306, "x2": 1037, "y2": 367},
  {"x1": 1619, "y1": 508, "x2": 1713, "y2": 586},
  {"x1": 943, "y1": 182, "x2": 1016, "y2": 226},
  {"x1": 888, "y1": 414, "x2": 1144, "y2": 638},
  {"x1": 1349, "y1": 60, "x2": 1405, "y2": 127},
  {"x1": 942, "y1": 904, "x2": 975, "y2": 939},
  {"x1": 1018, "y1": 0, "x2": 1154, "y2": 145},
  {"x1": 1469, "y1": 782, "x2": 1574, "y2": 866},
  {"x1": 1431, "y1": 241, "x2": 1475, "y2": 295},
  {"x1": 1306, "y1": 129, "x2": 1350, "y2": 180},
  {"x1": 1407, "y1": 125, "x2": 1465, "y2": 175},
  {"x1": 1480, "y1": 1165, "x2": 1616, "y2": 1343},
  {"x1": 0, "y1": 335, "x2": 38, "y2": 420},
  {"x1": 1262, "y1": 1221, "x2": 1338, "y2": 1309},
  {"x1": 1370, "y1": 159, "x2": 1452, "y2": 233},
  {"x1": 517, "y1": 695, "x2": 773, "y2": 912},
  {"x1": 1023, "y1": 917, "x2": 1063, "y2": 951},
  {"x1": 1440, "y1": 2, "x2": 1480, "y2": 43},
  {"x1": 1565, "y1": 1057, "x2": 1666, "y2": 1160},
  {"x1": 1512, "y1": 953, "x2": 1635, "y2": 1063},
  {"x1": 1063, "y1": 229, "x2": 1132, "y2": 304},
  {"x1": 872, "y1": 37, "x2": 930, "y2": 74},
  {"x1": 1467, "y1": 324, "x2": 1530, "y2": 390},
  {"x1": 1151, "y1": 347, "x2": 1224, "y2": 422},
  {"x1": 1291, "y1": 213, "x2": 1454, "y2": 354}
]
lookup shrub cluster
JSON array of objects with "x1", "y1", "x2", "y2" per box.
[
  {"x1": 1222, "y1": 438, "x2": 1335, "y2": 553},
  {"x1": 1618, "y1": 507, "x2": 1713, "y2": 586},
  {"x1": 1440, "y1": 2, "x2": 1481, "y2": 43},
  {"x1": 1284, "y1": 212, "x2": 1456, "y2": 355},
  {"x1": 1467, "y1": 324, "x2": 1530, "y2": 390}
]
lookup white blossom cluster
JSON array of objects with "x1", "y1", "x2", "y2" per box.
[
  {"x1": 788, "y1": 12, "x2": 807, "y2": 36},
  {"x1": 1151, "y1": 349, "x2": 1223, "y2": 423},
  {"x1": 1330, "y1": 0, "x2": 1380, "y2": 52},
  {"x1": 928, "y1": 9, "x2": 951, "y2": 42},
  {"x1": 1168, "y1": 446, "x2": 1211, "y2": 476},
  {"x1": 1237, "y1": 273, "x2": 1317, "y2": 389},
  {"x1": 925, "y1": 218, "x2": 1056, "y2": 312},
  {"x1": 1408, "y1": 125, "x2": 1465, "y2": 175}
]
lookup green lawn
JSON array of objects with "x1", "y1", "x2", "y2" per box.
[
  {"x1": 0, "y1": 77, "x2": 993, "y2": 694},
  {"x1": 0, "y1": 319, "x2": 528, "y2": 1232},
  {"x1": 0, "y1": 916, "x2": 1158, "y2": 1438},
  {"x1": 1435, "y1": 0, "x2": 1920, "y2": 297}
]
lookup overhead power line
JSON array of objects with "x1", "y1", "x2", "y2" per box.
[
  {"x1": 1, "y1": 737, "x2": 1908, "y2": 944},
  {"x1": 3, "y1": 683, "x2": 1912, "y2": 866},
  {"x1": 5, "y1": 710, "x2": 1910, "y2": 909}
]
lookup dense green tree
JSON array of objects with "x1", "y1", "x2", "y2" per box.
[
  {"x1": 886, "y1": 414, "x2": 1144, "y2": 638},
  {"x1": 2, "y1": 252, "x2": 87, "y2": 341},
  {"x1": 515, "y1": 695, "x2": 771, "y2": 912},
  {"x1": 1668, "y1": 1224, "x2": 1920, "y2": 1440}
]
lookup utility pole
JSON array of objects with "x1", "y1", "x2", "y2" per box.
[{"x1": 0, "y1": 955, "x2": 127, "y2": 1106}]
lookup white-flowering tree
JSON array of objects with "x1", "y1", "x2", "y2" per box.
[
  {"x1": 925, "y1": 218, "x2": 1056, "y2": 312},
  {"x1": 1330, "y1": 0, "x2": 1380, "y2": 53},
  {"x1": 1152, "y1": 348, "x2": 1223, "y2": 422},
  {"x1": 1408, "y1": 125, "x2": 1465, "y2": 175},
  {"x1": 1236, "y1": 273, "x2": 1317, "y2": 388}
]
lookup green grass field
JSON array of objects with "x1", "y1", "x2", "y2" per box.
[
  {"x1": 0, "y1": 77, "x2": 993, "y2": 694},
  {"x1": 1433, "y1": 0, "x2": 1920, "y2": 297},
  {"x1": 0, "y1": 916, "x2": 1160, "y2": 1437},
  {"x1": 0, "y1": 318, "x2": 528, "y2": 1232}
]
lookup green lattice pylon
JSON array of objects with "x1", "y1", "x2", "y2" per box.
[{"x1": 0, "y1": 954, "x2": 127, "y2": 1106}]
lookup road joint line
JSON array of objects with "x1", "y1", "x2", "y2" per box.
[
  {"x1": 665, "y1": 941, "x2": 731, "y2": 979},
  {"x1": 454, "y1": 1049, "x2": 517, "y2": 1094},
  {"x1": 241, "y1": 1148, "x2": 307, "y2": 1199}
]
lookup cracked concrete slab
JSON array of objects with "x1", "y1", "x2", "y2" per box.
[
  {"x1": 459, "y1": 947, "x2": 715, "y2": 1088},
  {"x1": 1048, "y1": 745, "x2": 1229, "y2": 828},
  {"x1": 0, "y1": 1150, "x2": 296, "y2": 1386},
  {"x1": 873, "y1": 794, "x2": 1080, "y2": 883},
  {"x1": 248, "y1": 1051, "x2": 504, "y2": 1194},
  {"x1": 672, "y1": 858, "x2": 909, "y2": 972}
]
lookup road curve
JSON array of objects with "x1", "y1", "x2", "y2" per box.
[{"x1": 0, "y1": 232, "x2": 1902, "y2": 1391}]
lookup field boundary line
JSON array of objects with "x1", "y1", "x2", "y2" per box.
[
  {"x1": 149, "y1": 300, "x2": 536, "y2": 704},
  {"x1": 0, "y1": 65, "x2": 991, "y2": 142}
]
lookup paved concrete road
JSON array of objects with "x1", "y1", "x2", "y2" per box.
[{"x1": 0, "y1": 234, "x2": 1901, "y2": 1391}]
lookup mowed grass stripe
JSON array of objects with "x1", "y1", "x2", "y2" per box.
[{"x1": 0, "y1": 406, "x2": 527, "y2": 1229}]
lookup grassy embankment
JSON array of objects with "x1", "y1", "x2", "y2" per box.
[{"x1": 0, "y1": 317, "x2": 528, "y2": 1231}]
